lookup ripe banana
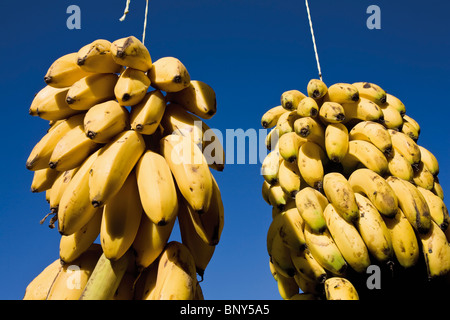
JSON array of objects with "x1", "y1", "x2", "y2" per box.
[
  {"x1": 352, "y1": 82, "x2": 387, "y2": 105},
  {"x1": 323, "y1": 172, "x2": 359, "y2": 223},
  {"x1": 380, "y1": 103, "x2": 403, "y2": 130},
  {"x1": 294, "y1": 272, "x2": 321, "y2": 295},
  {"x1": 354, "y1": 193, "x2": 393, "y2": 263},
  {"x1": 341, "y1": 98, "x2": 384, "y2": 124},
  {"x1": 303, "y1": 224, "x2": 347, "y2": 276},
  {"x1": 262, "y1": 180, "x2": 271, "y2": 205},
  {"x1": 294, "y1": 116, "x2": 324, "y2": 140},
  {"x1": 148, "y1": 56, "x2": 191, "y2": 92},
  {"x1": 341, "y1": 140, "x2": 388, "y2": 175},
  {"x1": 44, "y1": 52, "x2": 92, "y2": 88},
  {"x1": 261, "y1": 105, "x2": 287, "y2": 129},
  {"x1": 83, "y1": 100, "x2": 130, "y2": 143},
  {"x1": 413, "y1": 161, "x2": 435, "y2": 190},
  {"x1": 418, "y1": 145, "x2": 439, "y2": 176},
  {"x1": 278, "y1": 159, "x2": 301, "y2": 197},
  {"x1": 89, "y1": 130, "x2": 146, "y2": 208},
  {"x1": 324, "y1": 123, "x2": 348, "y2": 163},
  {"x1": 387, "y1": 147, "x2": 414, "y2": 182},
  {"x1": 281, "y1": 90, "x2": 306, "y2": 111},
  {"x1": 265, "y1": 127, "x2": 279, "y2": 151},
  {"x1": 276, "y1": 273, "x2": 299, "y2": 299},
  {"x1": 323, "y1": 203, "x2": 371, "y2": 273},
  {"x1": 325, "y1": 83, "x2": 359, "y2": 104},
  {"x1": 401, "y1": 120, "x2": 419, "y2": 142},
  {"x1": 48, "y1": 167, "x2": 78, "y2": 213},
  {"x1": 202, "y1": 124, "x2": 226, "y2": 172},
  {"x1": 261, "y1": 149, "x2": 282, "y2": 185},
  {"x1": 418, "y1": 221, "x2": 450, "y2": 279},
  {"x1": 49, "y1": 124, "x2": 100, "y2": 171},
  {"x1": 269, "y1": 232, "x2": 296, "y2": 278},
  {"x1": 278, "y1": 131, "x2": 305, "y2": 163},
  {"x1": 385, "y1": 175, "x2": 431, "y2": 234},
  {"x1": 132, "y1": 214, "x2": 175, "y2": 271},
  {"x1": 277, "y1": 110, "x2": 300, "y2": 137},
  {"x1": 278, "y1": 202, "x2": 307, "y2": 253},
  {"x1": 297, "y1": 97, "x2": 319, "y2": 117},
  {"x1": 268, "y1": 183, "x2": 290, "y2": 210},
  {"x1": 388, "y1": 129, "x2": 421, "y2": 171},
  {"x1": 402, "y1": 114, "x2": 420, "y2": 137},
  {"x1": 66, "y1": 73, "x2": 118, "y2": 110},
  {"x1": 166, "y1": 80, "x2": 217, "y2": 119},
  {"x1": 29, "y1": 86, "x2": 80, "y2": 121},
  {"x1": 130, "y1": 90, "x2": 166, "y2": 135},
  {"x1": 134, "y1": 261, "x2": 158, "y2": 299},
  {"x1": 417, "y1": 186, "x2": 449, "y2": 230},
  {"x1": 31, "y1": 167, "x2": 59, "y2": 193},
  {"x1": 161, "y1": 134, "x2": 213, "y2": 213},
  {"x1": 349, "y1": 120, "x2": 393, "y2": 157},
  {"x1": 319, "y1": 102, "x2": 346, "y2": 124},
  {"x1": 348, "y1": 168, "x2": 398, "y2": 217},
  {"x1": 295, "y1": 186, "x2": 328, "y2": 233},
  {"x1": 23, "y1": 259, "x2": 62, "y2": 300},
  {"x1": 151, "y1": 241, "x2": 197, "y2": 300},
  {"x1": 433, "y1": 178, "x2": 444, "y2": 200},
  {"x1": 383, "y1": 208, "x2": 419, "y2": 269},
  {"x1": 297, "y1": 141, "x2": 327, "y2": 190},
  {"x1": 307, "y1": 79, "x2": 328, "y2": 99},
  {"x1": 76, "y1": 39, "x2": 123, "y2": 74},
  {"x1": 59, "y1": 207, "x2": 103, "y2": 264},
  {"x1": 290, "y1": 248, "x2": 327, "y2": 284},
  {"x1": 114, "y1": 67, "x2": 151, "y2": 106},
  {"x1": 100, "y1": 171, "x2": 143, "y2": 261},
  {"x1": 110, "y1": 36, "x2": 152, "y2": 72},
  {"x1": 58, "y1": 149, "x2": 101, "y2": 235},
  {"x1": 324, "y1": 277, "x2": 359, "y2": 300},
  {"x1": 385, "y1": 93, "x2": 406, "y2": 116}
]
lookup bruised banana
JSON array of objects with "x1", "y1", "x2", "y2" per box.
[
  {"x1": 130, "y1": 90, "x2": 166, "y2": 135},
  {"x1": 324, "y1": 277, "x2": 359, "y2": 300},
  {"x1": 290, "y1": 248, "x2": 327, "y2": 284},
  {"x1": 418, "y1": 221, "x2": 450, "y2": 279},
  {"x1": 276, "y1": 201, "x2": 307, "y2": 253},
  {"x1": 341, "y1": 98, "x2": 384, "y2": 124},
  {"x1": 318, "y1": 101, "x2": 346, "y2": 124},
  {"x1": 349, "y1": 120, "x2": 393, "y2": 157},
  {"x1": 44, "y1": 52, "x2": 92, "y2": 88},
  {"x1": 148, "y1": 56, "x2": 191, "y2": 92},
  {"x1": 417, "y1": 186, "x2": 449, "y2": 230},
  {"x1": 388, "y1": 129, "x2": 421, "y2": 169},
  {"x1": 111, "y1": 35, "x2": 152, "y2": 72},
  {"x1": 323, "y1": 172, "x2": 359, "y2": 223},
  {"x1": 76, "y1": 39, "x2": 123, "y2": 74},
  {"x1": 114, "y1": 67, "x2": 151, "y2": 106},
  {"x1": 352, "y1": 82, "x2": 387, "y2": 105},
  {"x1": 341, "y1": 140, "x2": 388, "y2": 176}
]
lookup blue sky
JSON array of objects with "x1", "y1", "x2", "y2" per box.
[{"x1": 0, "y1": 0, "x2": 449, "y2": 300}]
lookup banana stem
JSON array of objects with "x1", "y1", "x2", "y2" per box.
[{"x1": 79, "y1": 250, "x2": 132, "y2": 300}]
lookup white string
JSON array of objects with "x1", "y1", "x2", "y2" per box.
[
  {"x1": 305, "y1": 0, "x2": 323, "y2": 81},
  {"x1": 119, "y1": 0, "x2": 131, "y2": 21},
  {"x1": 142, "y1": 0, "x2": 149, "y2": 45}
]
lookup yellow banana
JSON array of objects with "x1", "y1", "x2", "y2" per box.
[
  {"x1": 324, "y1": 277, "x2": 359, "y2": 300},
  {"x1": 278, "y1": 131, "x2": 305, "y2": 163},
  {"x1": 83, "y1": 100, "x2": 130, "y2": 143},
  {"x1": 401, "y1": 120, "x2": 419, "y2": 142},
  {"x1": 49, "y1": 167, "x2": 78, "y2": 213},
  {"x1": 417, "y1": 186, "x2": 448, "y2": 230},
  {"x1": 47, "y1": 244, "x2": 102, "y2": 300},
  {"x1": 66, "y1": 73, "x2": 118, "y2": 110},
  {"x1": 31, "y1": 167, "x2": 59, "y2": 193},
  {"x1": 276, "y1": 273, "x2": 299, "y2": 299},
  {"x1": 134, "y1": 261, "x2": 158, "y2": 299},
  {"x1": 261, "y1": 105, "x2": 287, "y2": 129},
  {"x1": 136, "y1": 149, "x2": 178, "y2": 226},
  {"x1": 387, "y1": 147, "x2": 414, "y2": 182},
  {"x1": 341, "y1": 98, "x2": 384, "y2": 124},
  {"x1": 132, "y1": 213, "x2": 175, "y2": 271},
  {"x1": 349, "y1": 120, "x2": 393, "y2": 157},
  {"x1": 290, "y1": 248, "x2": 327, "y2": 284},
  {"x1": 325, "y1": 83, "x2": 360, "y2": 104},
  {"x1": 57, "y1": 149, "x2": 101, "y2": 235},
  {"x1": 348, "y1": 168, "x2": 398, "y2": 217},
  {"x1": 26, "y1": 113, "x2": 85, "y2": 171},
  {"x1": 29, "y1": 86, "x2": 81, "y2": 121},
  {"x1": 303, "y1": 224, "x2": 347, "y2": 276},
  {"x1": 382, "y1": 208, "x2": 419, "y2": 269},
  {"x1": 130, "y1": 90, "x2": 166, "y2": 135},
  {"x1": 278, "y1": 202, "x2": 307, "y2": 253},
  {"x1": 380, "y1": 103, "x2": 403, "y2": 130},
  {"x1": 44, "y1": 52, "x2": 92, "y2": 88},
  {"x1": 59, "y1": 207, "x2": 103, "y2": 264},
  {"x1": 385, "y1": 175, "x2": 431, "y2": 234},
  {"x1": 151, "y1": 241, "x2": 197, "y2": 300},
  {"x1": 297, "y1": 97, "x2": 319, "y2": 117},
  {"x1": 269, "y1": 232, "x2": 296, "y2": 278},
  {"x1": 23, "y1": 259, "x2": 62, "y2": 300},
  {"x1": 160, "y1": 134, "x2": 213, "y2": 213},
  {"x1": 294, "y1": 116, "x2": 324, "y2": 139},
  {"x1": 278, "y1": 159, "x2": 301, "y2": 197},
  {"x1": 268, "y1": 183, "x2": 290, "y2": 211},
  {"x1": 295, "y1": 186, "x2": 328, "y2": 233},
  {"x1": 178, "y1": 195, "x2": 215, "y2": 279},
  {"x1": 114, "y1": 67, "x2": 151, "y2": 106},
  {"x1": 307, "y1": 79, "x2": 328, "y2": 99},
  {"x1": 413, "y1": 161, "x2": 435, "y2": 190},
  {"x1": 323, "y1": 203, "x2": 371, "y2": 273},
  {"x1": 324, "y1": 123, "x2": 348, "y2": 163},
  {"x1": 319, "y1": 101, "x2": 346, "y2": 124},
  {"x1": 341, "y1": 140, "x2": 388, "y2": 175},
  {"x1": 294, "y1": 272, "x2": 321, "y2": 295},
  {"x1": 111, "y1": 35, "x2": 152, "y2": 72},
  {"x1": 261, "y1": 149, "x2": 282, "y2": 185},
  {"x1": 433, "y1": 178, "x2": 444, "y2": 200},
  {"x1": 100, "y1": 171, "x2": 143, "y2": 260},
  {"x1": 76, "y1": 39, "x2": 123, "y2": 74},
  {"x1": 148, "y1": 56, "x2": 190, "y2": 92},
  {"x1": 89, "y1": 130, "x2": 146, "y2": 208},
  {"x1": 402, "y1": 114, "x2": 420, "y2": 136},
  {"x1": 262, "y1": 180, "x2": 271, "y2": 205},
  {"x1": 352, "y1": 82, "x2": 387, "y2": 105},
  {"x1": 385, "y1": 93, "x2": 406, "y2": 116},
  {"x1": 418, "y1": 146, "x2": 439, "y2": 176},
  {"x1": 418, "y1": 221, "x2": 450, "y2": 279},
  {"x1": 166, "y1": 80, "x2": 216, "y2": 119},
  {"x1": 265, "y1": 127, "x2": 279, "y2": 151},
  {"x1": 49, "y1": 124, "x2": 100, "y2": 171},
  {"x1": 354, "y1": 193, "x2": 393, "y2": 263},
  {"x1": 281, "y1": 90, "x2": 306, "y2": 111},
  {"x1": 323, "y1": 172, "x2": 359, "y2": 223},
  {"x1": 277, "y1": 110, "x2": 300, "y2": 137},
  {"x1": 297, "y1": 141, "x2": 326, "y2": 190}
]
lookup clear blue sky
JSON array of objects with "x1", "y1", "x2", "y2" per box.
[{"x1": 0, "y1": 0, "x2": 449, "y2": 300}]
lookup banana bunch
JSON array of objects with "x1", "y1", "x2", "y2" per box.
[
  {"x1": 24, "y1": 36, "x2": 224, "y2": 300},
  {"x1": 262, "y1": 79, "x2": 450, "y2": 300}
]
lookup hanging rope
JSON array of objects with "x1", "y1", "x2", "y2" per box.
[
  {"x1": 119, "y1": 0, "x2": 150, "y2": 45},
  {"x1": 305, "y1": 0, "x2": 323, "y2": 81}
]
